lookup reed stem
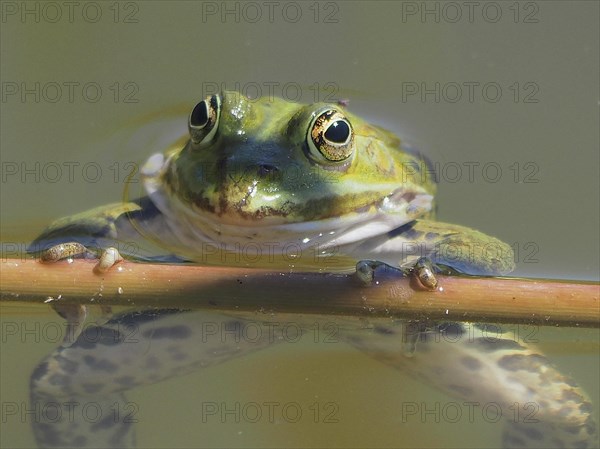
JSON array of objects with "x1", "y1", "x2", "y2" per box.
[{"x1": 1, "y1": 258, "x2": 598, "y2": 327}]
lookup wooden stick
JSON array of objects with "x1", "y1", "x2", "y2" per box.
[{"x1": 1, "y1": 258, "x2": 598, "y2": 327}]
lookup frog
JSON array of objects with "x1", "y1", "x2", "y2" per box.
[
  {"x1": 26, "y1": 92, "x2": 597, "y2": 448},
  {"x1": 29, "y1": 90, "x2": 515, "y2": 287}
]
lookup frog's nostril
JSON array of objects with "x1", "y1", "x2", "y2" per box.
[{"x1": 257, "y1": 164, "x2": 279, "y2": 177}]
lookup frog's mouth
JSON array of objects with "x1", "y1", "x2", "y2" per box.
[
  {"x1": 141, "y1": 153, "x2": 433, "y2": 252},
  {"x1": 151, "y1": 182, "x2": 432, "y2": 251},
  {"x1": 242, "y1": 187, "x2": 434, "y2": 250}
]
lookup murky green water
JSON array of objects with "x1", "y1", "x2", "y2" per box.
[
  {"x1": 1, "y1": 1, "x2": 598, "y2": 448},
  {"x1": 1, "y1": 301, "x2": 598, "y2": 448}
]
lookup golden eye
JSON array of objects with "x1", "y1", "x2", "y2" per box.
[
  {"x1": 307, "y1": 109, "x2": 354, "y2": 163},
  {"x1": 188, "y1": 94, "x2": 221, "y2": 144}
]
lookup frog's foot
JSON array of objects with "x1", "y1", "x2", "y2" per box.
[
  {"x1": 355, "y1": 258, "x2": 442, "y2": 292},
  {"x1": 371, "y1": 220, "x2": 515, "y2": 276},
  {"x1": 30, "y1": 200, "x2": 143, "y2": 266},
  {"x1": 40, "y1": 242, "x2": 123, "y2": 273}
]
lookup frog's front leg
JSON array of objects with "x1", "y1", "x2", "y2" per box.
[
  {"x1": 433, "y1": 220, "x2": 514, "y2": 273},
  {"x1": 29, "y1": 201, "x2": 142, "y2": 272},
  {"x1": 406, "y1": 219, "x2": 515, "y2": 275},
  {"x1": 356, "y1": 219, "x2": 515, "y2": 290}
]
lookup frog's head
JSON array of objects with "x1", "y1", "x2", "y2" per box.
[{"x1": 145, "y1": 91, "x2": 435, "y2": 242}]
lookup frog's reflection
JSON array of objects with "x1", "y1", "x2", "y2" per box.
[{"x1": 30, "y1": 306, "x2": 597, "y2": 449}]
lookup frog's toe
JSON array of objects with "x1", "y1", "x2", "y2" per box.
[
  {"x1": 410, "y1": 257, "x2": 439, "y2": 291},
  {"x1": 40, "y1": 242, "x2": 91, "y2": 263},
  {"x1": 95, "y1": 247, "x2": 124, "y2": 273},
  {"x1": 355, "y1": 260, "x2": 401, "y2": 286},
  {"x1": 355, "y1": 260, "x2": 380, "y2": 285}
]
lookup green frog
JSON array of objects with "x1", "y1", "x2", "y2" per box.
[
  {"x1": 27, "y1": 92, "x2": 597, "y2": 449},
  {"x1": 30, "y1": 91, "x2": 515, "y2": 288}
]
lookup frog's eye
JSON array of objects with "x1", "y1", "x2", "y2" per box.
[
  {"x1": 188, "y1": 94, "x2": 221, "y2": 145},
  {"x1": 307, "y1": 109, "x2": 354, "y2": 164}
]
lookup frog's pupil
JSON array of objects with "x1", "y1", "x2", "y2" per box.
[
  {"x1": 191, "y1": 101, "x2": 209, "y2": 128},
  {"x1": 324, "y1": 120, "x2": 350, "y2": 144}
]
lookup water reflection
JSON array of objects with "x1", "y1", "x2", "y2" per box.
[{"x1": 30, "y1": 305, "x2": 598, "y2": 448}]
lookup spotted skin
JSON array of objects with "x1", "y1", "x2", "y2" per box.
[
  {"x1": 30, "y1": 309, "x2": 279, "y2": 448},
  {"x1": 30, "y1": 309, "x2": 598, "y2": 449},
  {"x1": 39, "y1": 242, "x2": 88, "y2": 263}
]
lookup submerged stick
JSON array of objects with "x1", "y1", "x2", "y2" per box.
[{"x1": 0, "y1": 258, "x2": 598, "y2": 327}]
